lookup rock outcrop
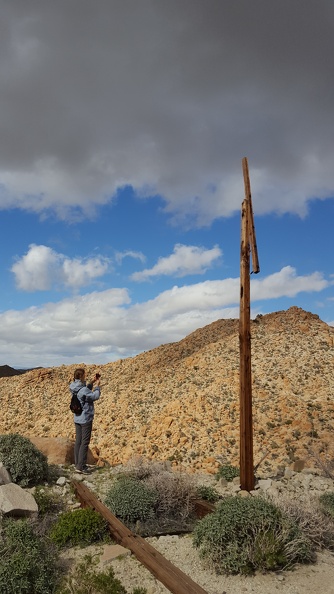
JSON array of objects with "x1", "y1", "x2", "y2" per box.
[{"x1": 28, "y1": 436, "x2": 98, "y2": 465}]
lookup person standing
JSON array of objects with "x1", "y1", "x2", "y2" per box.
[{"x1": 70, "y1": 367, "x2": 101, "y2": 474}]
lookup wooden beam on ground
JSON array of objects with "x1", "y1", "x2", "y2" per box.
[
  {"x1": 192, "y1": 498, "x2": 216, "y2": 519},
  {"x1": 72, "y1": 480, "x2": 209, "y2": 594}
]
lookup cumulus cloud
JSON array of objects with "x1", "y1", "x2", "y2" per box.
[
  {"x1": 0, "y1": 267, "x2": 329, "y2": 367},
  {"x1": 131, "y1": 244, "x2": 222, "y2": 281},
  {"x1": 0, "y1": 1, "x2": 334, "y2": 225},
  {"x1": 251, "y1": 267, "x2": 330, "y2": 299},
  {"x1": 11, "y1": 244, "x2": 111, "y2": 291}
]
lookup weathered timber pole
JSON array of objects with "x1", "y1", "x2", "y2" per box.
[
  {"x1": 243, "y1": 158, "x2": 260, "y2": 275},
  {"x1": 239, "y1": 196, "x2": 253, "y2": 490},
  {"x1": 239, "y1": 157, "x2": 260, "y2": 491}
]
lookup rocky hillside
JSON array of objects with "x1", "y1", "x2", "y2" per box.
[{"x1": 0, "y1": 306, "x2": 333, "y2": 474}]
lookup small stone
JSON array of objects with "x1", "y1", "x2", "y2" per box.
[
  {"x1": 56, "y1": 476, "x2": 67, "y2": 486},
  {"x1": 238, "y1": 490, "x2": 251, "y2": 497},
  {"x1": 284, "y1": 468, "x2": 295, "y2": 479},
  {"x1": 258, "y1": 478, "x2": 272, "y2": 491},
  {"x1": 98, "y1": 544, "x2": 131, "y2": 567}
]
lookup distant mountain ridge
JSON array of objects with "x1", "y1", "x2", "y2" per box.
[
  {"x1": 0, "y1": 365, "x2": 42, "y2": 377},
  {"x1": 0, "y1": 306, "x2": 333, "y2": 474},
  {"x1": 0, "y1": 365, "x2": 26, "y2": 377}
]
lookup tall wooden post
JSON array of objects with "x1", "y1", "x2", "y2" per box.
[{"x1": 239, "y1": 157, "x2": 260, "y2": 491}]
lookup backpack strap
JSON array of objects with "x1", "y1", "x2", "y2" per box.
[{"x1": 75, "y1": 386, "x2": 86, "y2": 405}]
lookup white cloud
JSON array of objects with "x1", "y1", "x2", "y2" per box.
[
  {"x1": 0, "y1": 1, "x2": 334, "y2": 225},
  {"x1": 115, "y1": 250, "x2": 146, "y2": 265},
  {"x1": 251, "y1": 266, "x2": 329, "y2": 299},
  {"x1": 0, "y1": 266, "x2": 329, "y2": 367},
  {"x1": 11, "y1": 244, "x2": 111, "y2": 291},
  {"x1": 11, "y1": 245, "x2": 61, "y2": 291},
  {"x1": 131, "y1": 244, "x2": 222, "y2": 281}
]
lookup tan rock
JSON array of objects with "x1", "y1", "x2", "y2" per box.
[
  {"x1": 0, "y1": 483, "x2": 38, "y2": 517},
  {"x1": 205, "y1": 467, "x2": 217, "y2": 474},
  {"x1": 28, "y1": 436, "x2": 97, "y2": 465}
]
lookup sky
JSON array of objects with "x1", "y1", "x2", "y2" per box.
[{"x1": 0, "y1": 0, "x2": 333, "y2": 369}]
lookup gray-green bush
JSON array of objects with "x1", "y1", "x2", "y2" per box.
[
  {"x1": 50, "y1": 508, "x2": 109, "y2": 548},
  {"x1": 0, "y1": 517, "x2": 59, "y2": 594},
  {"x1": 105, "y1": 476, "x2": 158, "y2": 524},
  {"x1": 215, "y1": 464, "x2": 239, "y2": 482},
  {"x1": 193, "y1": 495, "x2": 314, "y2": 575},
  {"x1": 0, "y1": 433, "x2": 49, "y2": 486},
  {"x1": 196, "y1": 484, "x2": 221, "y2": 503}
]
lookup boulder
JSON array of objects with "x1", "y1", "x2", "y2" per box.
[
  {"x1": 0, "y1": 483, "x2": 38, "y2": 517},
  {"x1": 28, "y1": 436, "x2": 98, "y2": 465}
]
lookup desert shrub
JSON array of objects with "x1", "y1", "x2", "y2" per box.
[
  {"x1": 0, "y1": 517, "x2": 60, "y2": 594},
  {"x1": 319, "y1": 492, "x2": 334, "y2": 518},
  {"x1": 34, "y1": 486, "x2": 64, "y2": 516},
  {"x1": 196, "y1": 484, "x2": 221, "y2": 503},
  {"x1": 144, "y1": 471, "x2": 196, "y2": 521},
  {"x1": 46, "y1": 463, "x2": 63, "y2": 483},
  {"x1": 215, "y1": 464, "x2": 239, "y2": 482},
  {"x1": 105, "y1": 476, "x2": 158, "y2": 524},
  {"x1": 193, "y1": 495, "x2": 313, "y2": 575},
  {"x1": 272, "y1": 494, "x2": 334, "y2": 551},
  {"x1": 0, "y1": 433, "x2": 49, "y2": 486},
  {"x1": 56, "y1": 555, "x2": 147, "y2": 594},
  {"x1": 50, "y1": 508, "x2": 109, "y2": 548},
  {"x1": 105, "y1": 469, "x2": 197, "y2": 535},
  {"x1": 123, "y1": 456, "x2": 169, "y2": 481}
]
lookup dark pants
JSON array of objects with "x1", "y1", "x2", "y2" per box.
[{"x1": 74, "y1": 421, "x2": 93, "y2": 470}]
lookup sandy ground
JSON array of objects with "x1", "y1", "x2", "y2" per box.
[{"x1": 64, "y1": 535, "x2": 334, "y2": 594}]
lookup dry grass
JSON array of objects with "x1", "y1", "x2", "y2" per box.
[
  {"x1": 266, "y1": 494, "x2": 334, "y2": 551},
  {"x1": 305, "y1": 445, "x2": 334, "y2": 480}
]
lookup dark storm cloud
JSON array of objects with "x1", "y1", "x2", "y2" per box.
[{"x1": 0, "y1": 0, "x2": 333, "y2": 223}]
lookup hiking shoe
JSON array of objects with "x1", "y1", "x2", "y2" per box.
[{"x1": 76, "y1": 468, "x2": 90, "y2": 475}]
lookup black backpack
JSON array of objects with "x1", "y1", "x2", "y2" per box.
[{"x1": 70, "y1": 389, "x2": 85, "y2": 415}]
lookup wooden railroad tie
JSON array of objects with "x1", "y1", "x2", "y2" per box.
[{"x1": 72, "y1": 480, "x2": 212, "y2": 594}]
